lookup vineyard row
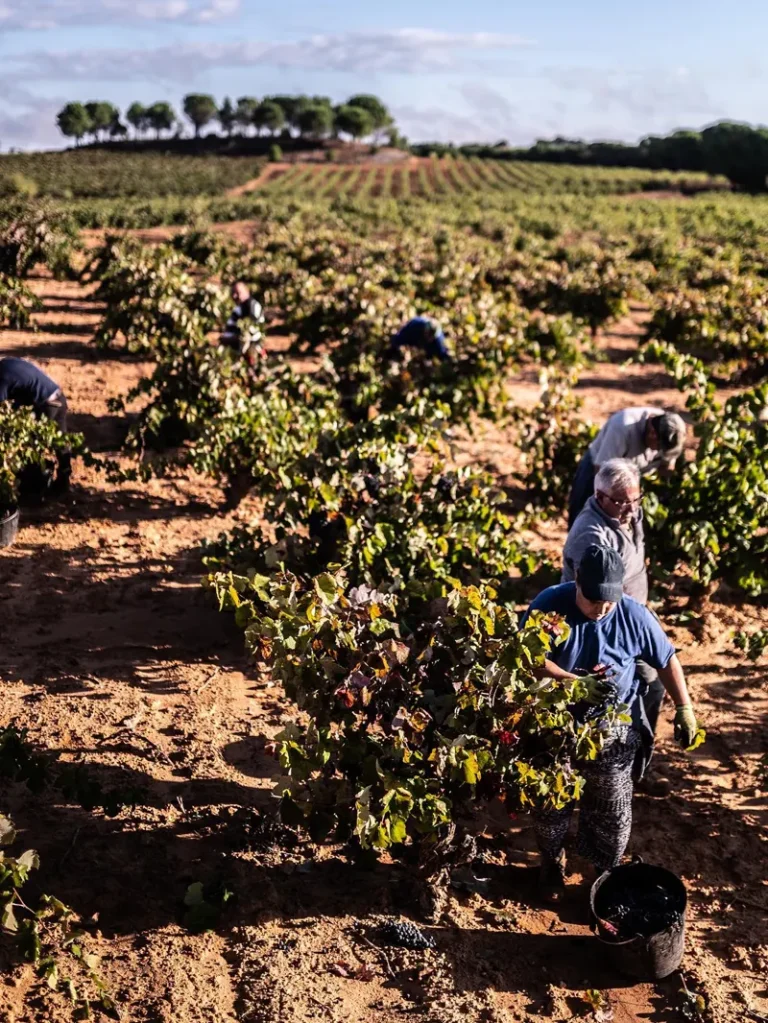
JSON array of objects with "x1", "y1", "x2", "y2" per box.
[{"x1": 254, "y1": 157, "x2": 721, "y2": 200}]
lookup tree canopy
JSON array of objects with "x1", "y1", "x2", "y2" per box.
[
  {"x1": 334, "y1": 104, "x2": 374, "y2": 141},
  {"x1": 253, "y1": 101, "x2": 285, "y2": 136},
  {"x1": 296, "y1": 104, "x2": 333, "y2": 139},
  {"x1": 55, "y1": 91, "x2": 398, "y2": 148},
  {"x1": 84, "y1": 101, "x2": 118, "y2": 140},
  {"x1": 347, "y1": 94, "x2": 391, "y2": 133},
  {"x1": 236, "y1": 97, "x2": 258, "y2": 134},
  {"x1": 218, "y1": 97, "x2": 237, "y2": 137},
  {"x1": 147, "y1": 102, "x2": 175, "y2": 139},
  {"x1": 56, "y1": 103, "x2": 92, "y2": 145},
  {"x1": 126, "y1": 102, "x2": 148, "y2": 138},
  {"x1": 183, "y1": 94, "x2": 218, "y2": 137}
]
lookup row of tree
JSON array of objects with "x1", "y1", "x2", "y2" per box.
[
  {"x1": 414, "y1": 122, "x2": 768, "y2": 191},
  {"x1": 56, "y1": 94, "x2": 397, "y2": 146}
]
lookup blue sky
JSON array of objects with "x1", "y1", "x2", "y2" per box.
[{"x1": 0, "y1": 0, "x2": 765, "y2": 150}]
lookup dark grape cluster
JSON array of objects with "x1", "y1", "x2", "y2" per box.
[
  {"x1": 364, "y1": 474, "x2": 381, "y2": 498},
  {"x1": 228, "y1": 807, "x2": 298, "y2": 852},
  {"x1": 604, "y1": 884, "x2": 680, "y2": 939},
  {"x1": 375, "y1": 920, "x2": 436, "y2": 951},
  {"x1": 436, "y1": 475, "x2": 455, "y2": 502}
]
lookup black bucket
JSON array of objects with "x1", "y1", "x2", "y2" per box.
[
  {"x1": 590, "y1": 859, "x2": 686, "y2": 981},
  {"x1": 0, "y1": 507, "x2": 20, "y2": 548}
]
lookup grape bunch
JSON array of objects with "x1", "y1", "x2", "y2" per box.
[
  {"x1": 364, "y1": 474, "x2": 381, "y2": 498},
  {"x1": 604, "y1": 885, "x2": 680, "y2": 938},
  {"x1": 436, "y1": 475, "x2": 456, "y2": 502},
  {"x1": 375, "y1": 919, "x2": 436, "y2": 950}
]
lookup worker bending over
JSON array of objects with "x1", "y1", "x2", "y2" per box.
[
  {"x1": 0, "y1": 357, "x2": 71, "y2": 492},
  {"x1": 568, "y1": 407, "x2": 686, "y2": 528},
  {"x1": 388, "y1": 316, "x2": 451, "y2": 363}
]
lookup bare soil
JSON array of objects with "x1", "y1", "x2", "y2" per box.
[{"x1": 0, "y1": 264, "x2": 766, "y2": 1023}]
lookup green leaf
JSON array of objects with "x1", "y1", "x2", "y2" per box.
[
  {"x1": 389, "y1": 816, "x2": 407, "y2": 844},
  {"x1": 313, "y1": 573, "x2": 338, "y2": 605},
  {"x1": 462, "y1": 751, "x2": 480, "y2": 786},
  {"x1": 0, "y1": 817, "x2": 17, "y2": 846},
  {"x1": 17, "y1": 849, "x2": 40, "y2": 871}
]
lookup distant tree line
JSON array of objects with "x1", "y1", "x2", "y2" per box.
[
  {"x1": 412, "y1": 122, "x2": 768, "y2": 191},
  {"x1": 56, "y1": 94, "x2": 405, "y2": 148}
]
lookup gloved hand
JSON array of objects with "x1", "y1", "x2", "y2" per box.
[
  {"x1": 575, "y1": 664, "x2": 617, "y2": 707},
  {"x1": 674, "y1": 704, "x2": 699, "y2": 749}
]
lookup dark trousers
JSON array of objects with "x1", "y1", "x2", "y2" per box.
[
  {"x1": 37, "y1": 393, "x2": 71, "y2": 480},
  {"x1": 568, "y1": 450, "x2": 595, "y2": 529}
]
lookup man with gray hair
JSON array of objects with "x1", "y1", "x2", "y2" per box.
[
  {"x1": 568, "y1": 406, "x2": 687, "y2": 528},
  {"x1": 563, "y1": 458, "x2": 667, "y2": 789}
]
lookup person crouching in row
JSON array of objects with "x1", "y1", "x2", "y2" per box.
[{"x1": 387, "y1": 316, "x2": 451, "y2": 363}]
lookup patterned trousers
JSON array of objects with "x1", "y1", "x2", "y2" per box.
[{"x1": 533, "y1": 726, "x2": 641, "y2": 873}]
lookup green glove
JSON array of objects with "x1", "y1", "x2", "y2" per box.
[{"x1": 674, "y1": 704, "x2": 699, "y2": 749}]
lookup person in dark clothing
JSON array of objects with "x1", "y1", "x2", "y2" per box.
[
  {"x1": 388, "y1": 316, "x2": 451, "y2": 363},
  {"x1": 221, "y1": 282, "x2": 265, "y2": 362},
  {"x1": 0, "y1": 357, "x2": 71, "y2": 489}
]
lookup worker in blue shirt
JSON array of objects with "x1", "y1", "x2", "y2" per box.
[
  {"x1": 0, "y1": 357, "x2": 71, "y2": 491},
  {"x1": 523, "y1": 544, "x2": 700, "y2": 900},
  {"x1": 388, "y1": 316, "x2": 451, "y2": 363}
]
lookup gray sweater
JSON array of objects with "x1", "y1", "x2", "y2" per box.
[{"x1": 562, "y1": 496, "x2": 648, "y2": 604}]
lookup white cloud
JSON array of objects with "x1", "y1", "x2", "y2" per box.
[
  {"x1": 0, "y1": 0, "x2": 239, "y2": 29},
  {"x1": 8, "y1": 29, "x2": 530, "y2": 82},
  {"x1": 0, "y1": 92, "x2": 65, "y2": 150}
]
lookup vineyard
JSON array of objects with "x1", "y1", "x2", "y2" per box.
[
  {"x1": 0, "y1": 175, "x2": 766, "y2": 1023},
  {"x1": 248, "y1": 157, "x2": 723, "y2": 200}
]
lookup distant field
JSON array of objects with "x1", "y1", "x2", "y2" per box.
[
  {"x1": 249, "y1": 157, "x2": 727, "y2": 200},
  {"x1": 0, "y1": 147, "x2": 727, "y2": 202},
  {"x1": 0, "y1": 149, "x2": 264, "y2": 198}
]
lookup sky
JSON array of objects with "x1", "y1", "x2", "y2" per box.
[{"x1": 0, "y1": 0, "x2": 767, "y2": 151}]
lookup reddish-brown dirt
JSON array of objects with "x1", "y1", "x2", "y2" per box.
[{"x1": 0, "y1": 261, "x2": 766, "y2": 1023}]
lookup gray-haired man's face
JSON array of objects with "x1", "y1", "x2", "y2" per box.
[{"x1": 596, "y1": 479, "x2": 641, "y2": 525}]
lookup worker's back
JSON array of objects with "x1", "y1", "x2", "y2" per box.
[{"x1": 0, "y1": 357, "x2": 60, "y2": 407}]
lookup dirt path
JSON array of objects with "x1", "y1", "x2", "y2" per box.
[{"x1": 0, "y1": 268, "x2": 766, "y2": 1023}]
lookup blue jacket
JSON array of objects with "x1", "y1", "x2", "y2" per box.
[{"x1": 390, "y1": 317, "x2": 450, "y2": 361}]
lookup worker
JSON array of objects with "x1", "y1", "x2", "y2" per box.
[
  {"x1": 568, "y1": 407, "x2": 687, "y2": 528},
  {"x1": 0, "y1": 357, "x2": 71, "y2": 492},
  {"x1": 563, "y1": 459, "x2": 667, "y2": 792},
  {"x1": 523, "y1": 544, "x2": 700, "y2": 901},
  {"x1": 221, "y1": 281, "x2": 266, "y2": 362},
  {"x1": 388, "y1": 316, "x2": 451, "y2": 363}
]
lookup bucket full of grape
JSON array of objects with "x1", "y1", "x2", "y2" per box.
[{"x1": 589, "y1": 858, "x2": 687, "y2": 981}]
